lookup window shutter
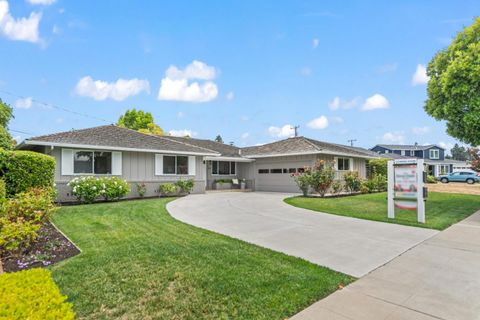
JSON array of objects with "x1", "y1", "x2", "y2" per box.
[
  {"x1": 112, "y1": 152, "x2": 122, "y2": 175},
  {"x1": 333, "y1": 157, "x2": 339, "y2": 170},
  {"x1": 155, "y1": 154, "x2": 163, "y2": 175},
  {"x1": 61, "y1": 149, "x2": 74, "y2": 176},
  {"x1": 188, "y1": 156, "x2": 196, "y2": 176},
  {"x1": 350, "y1": 158, "x2": 354, "y2": 171}
]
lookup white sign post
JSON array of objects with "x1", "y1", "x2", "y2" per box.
[{"x1": 387, "y1": 159, "x2": 426, "y2": 223}]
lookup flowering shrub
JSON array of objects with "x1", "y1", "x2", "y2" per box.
[
  {"x1": 68, "y1": 176, "x2": 130, "y2": 203},
  {"x1": 0, "y1": 268, "x2": 75, "y2": 319},
  {"x1": 100, "y1": 177, "x2": 130, "y2": 201},
  {"x1": 175, "y1": 179, "x2": 195, "y2": 194},
  {"x1": 291, "y1": 171, "x2": 311, "y2": 196},
  {"x1": 136, "y1": 182, "x2": 147, "y2": 197},
  {"x1": 343, "y1": 171, "x2": 362, "y2": 193},
  {"x1": 309, "y1": 160, "x2": 336, "y2": 197},
  {"x1": 159, "y1": 183, "x2": 177, "y2": 196},
  {"x1": 331, "y1": 180, "x2": 342, "y2": 195},
  {"x1": 0, "y1": 188, "x2": 56, "y2": 257}
]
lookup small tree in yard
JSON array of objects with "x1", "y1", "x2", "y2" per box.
[
  {"x1": 292, "y1": 170, "x2": 311, "y2": 197},
  {"x1": 343, "y1": 171, "x2": 362, "y2": 194},
  {"x1": 309, "y1": 160, "x2": 335, "y2": 197},
  {"x1": 470, "y1": 148, "x2": 480, "y2": 172}
]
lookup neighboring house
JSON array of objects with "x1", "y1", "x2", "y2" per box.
[
  {"x1": 18, "y1": 125, "x2": 377, "y2": 201},
  {"x1": 450, "y1": 160, "x2": 472, "y2": 172},
  {"x1": 371, "y1": 143, "x2": 456, "y2": 177}
]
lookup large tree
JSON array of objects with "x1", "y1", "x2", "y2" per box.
[
  {"x1": 450, "y1": 143, "x2": 470, "y2": 161},
  {"x1": 424, "y1": 18, "x2": 480, "y2": 145},
  {"x1": 118, "y1": 109, "x2": 164, "y2": 136},
  {"x1": 0, "y1": 99, "x2": 14, "y2": 150}
]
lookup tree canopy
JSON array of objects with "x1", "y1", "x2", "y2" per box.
[
  {"x1": 449, "y1": 143, "x2": 470, "y2": 161},
  {"x1": 214, "y1": 135, "x2": 223, "y2": 143},
  {"x1": 117, "y1": 109, "x2": 164, "y2": 136},
  {"x1": 424, "y1": 18, "x2": 480, "y2": 145},
  {"x1": 0, "y1": 99, "x2": 14, "y2": 150}
]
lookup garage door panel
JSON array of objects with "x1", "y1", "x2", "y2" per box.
[{"x1": 255, "y1": 160, "x2": 310, "y2": 193}]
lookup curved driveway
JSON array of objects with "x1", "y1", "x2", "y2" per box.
[{"x1": 167, "y1": 192, "x2": 437, "y2": 277}]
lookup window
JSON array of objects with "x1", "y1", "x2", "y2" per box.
[
  {"x1": 163, "y1": 155, "x2": 189, "y2": 175},
  {"x1": 288, "y1": 168, "x2": 296, "y2": 173},
  {"x1": 429, "y1": 149, "x2": 440, "y2": 159},
  {"x1": 337, "y1": 158, "x2": 351, "y2": 171},
  {"x1": 401, "y1": 150, "x2": 406, "y2": 156},
  {"x1": 409, "y1": 150, "x2": 415, "y2": 156},
  {"x1": 74, "y1": 151, "x2": 112, "y2": 174},
  {"x1": 211, "y1": 161, "x2": 236, "y2": 175},
  {"x1": 439, "y1": 165, "x2": 449, "y2": 175},
  {"x1": 270, "y1": 168, "x2": 283, "y2": 174},
  {"x1": 385, "y1": 150, "x2": 390, "y2": 154},
  {"x1": 297, "y1": 168, "x2": 305, "y2": 173},
  {"x1": 258, "y1": 169, "x2": 269, "y2": 174},
  {"x1": 282, "y1": 168, "x2": 288, "y2": 174}
]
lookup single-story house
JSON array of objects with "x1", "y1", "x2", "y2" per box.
[
  {"x1": 18, "y1": 125, "x2": 378, "y2": 201},
  {"x1": 371, "y1": 143, "x2": 458, "y2": 177}
]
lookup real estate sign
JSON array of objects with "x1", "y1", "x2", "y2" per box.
[{"x1": 387, "y1": 159, "x2": 426, "y2": 223}]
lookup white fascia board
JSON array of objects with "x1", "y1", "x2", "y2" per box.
[
  {"x1": 204, "y1": 156, "x2": 255, "y2": 162},
  {"x1": 24, "y1": 140, "x2": 221, "y2": 157}
]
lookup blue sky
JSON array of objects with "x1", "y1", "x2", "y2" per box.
[{"x1": 0, "y1": 1, "x2": 477, "y2": 152}]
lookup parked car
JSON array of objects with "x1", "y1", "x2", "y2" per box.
[{"x1": 438, "y1": 171, "x2": 480, "y2": 184}]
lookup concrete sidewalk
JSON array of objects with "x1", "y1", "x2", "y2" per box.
[{"x1": 292, "y1": 211, "x2": 480, "y2": 320}]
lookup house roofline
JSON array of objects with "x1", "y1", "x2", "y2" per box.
[
  {"x1": 21, "y1": 140, "x2": 221, "y2": 157},
  {"x1": 244, "y1": 150, "x2": 378, "y2": 159},
  {"x1": 204, "y1": 156, "x2": 255, "y2": 162}
]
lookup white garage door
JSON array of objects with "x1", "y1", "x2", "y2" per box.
[{"x1": 255, "y1": 160, "x2": 310, "y2": 193}]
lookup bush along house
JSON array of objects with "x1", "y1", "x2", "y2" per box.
[
  {"x1": 17, "y1": 125, "x2": 378, "y2": 202},
  {"x1": 370, "y1": 143, "x2": 457, "y2": 177}
]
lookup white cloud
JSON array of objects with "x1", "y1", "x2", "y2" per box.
[
  {"x1": 362, "y1": 94, "x2": 389, "y2": 111},
  {"x1": 226, "y1": 91, "x2": 234, "y2": 100},
  {"x1": 268, "y1": 124, "x2": 295, "y2": 138},
  {"x1": 0, "y1": 0, "x2": 42, "y2": 43},
  {"x1": 241, "y1": 132, "x2": 249, "y2": 139},
  {"x1": 412, "y1": 126, "x2": 430, "y2": 135},
  {"x1": 328, "y1": 96, "x2": 359, "y2": 110},
  {"x1": 411, "y1": 64, "x2": 430, "y2": 86},
  {"x1": 300, "y1": 67, "x2": 312, "y2": 76},
  {"x1": 158, "y1": 60, "x2": 219, "y2": 103},
  {"x1": 15, "y1": 97, "x2": 32, "y2": 109},
  {"x1": 307, "y1": 116, "x2": 329, "y2": 130},
  {"x1": 382, "y1": 131, "x2": 405, "y2": 144},
  {"x1": 27, "y1": 0, "x2": 56, "y2": 5},
  {"x1": 312, "y1": 38, "x2": 319, "y2": 48},
  {"x1": 169, "y1": 129, "x2": 197, "y2": 137},
  {"x1": 74, "y1": 76, "x2": 150, "y2": 101}
]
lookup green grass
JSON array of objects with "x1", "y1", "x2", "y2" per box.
[
  {"x1": 285, "y1": 192, "x2": 480, "y2": 230},
  {"x1": 50, "y1": 198, "x2": 353, "y2": 320}
]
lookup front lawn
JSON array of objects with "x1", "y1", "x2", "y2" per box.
[
  {"x1": 285, "y1": 192, "x2": 480, "y2": 230},
  {"x1": 50, "y1": 198, "x2": 353, "y2": 319}
]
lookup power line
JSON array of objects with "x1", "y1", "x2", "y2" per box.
[
  {"x1": 0, "y1": 89, "x2": 113, "y2": 124},
  {"x1": 10, "y1": 128, "x2": 37, "y2": 136}
]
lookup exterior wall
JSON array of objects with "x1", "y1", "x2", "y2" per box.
[
  {"x1": 423, "y1": 146, "x2": 445, "y2": 160},
  {"x1": 49, "y1": 147, "x2": 206, "y2": 202}
]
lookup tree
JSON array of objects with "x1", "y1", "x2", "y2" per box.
[
  {"x1": 470, "y1": 148, "x2": 480, "y2": 172},
  {"x1": 214, "y1": 135, "x2": 223, "y2": 143},
  {"x1": 117, "y1": 109, "x2": 164, "y2": 136},
  {"x1": 0, "y1": 99, "x2": 14, "y2": 150},
  {"x1": 450, "y1": 143, "x2": 470, "y2": 161},
  {"x1": 424, "y1": 18, "x2": 480, "y2": 145}
]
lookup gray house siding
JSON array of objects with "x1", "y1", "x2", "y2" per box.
[{"x1": 49, "y1": 147, "x2": 206, "y2": 202}]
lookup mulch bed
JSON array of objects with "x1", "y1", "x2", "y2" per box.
[{"x1": 1, "y1": 222, "x2": 80, "y2": 273}]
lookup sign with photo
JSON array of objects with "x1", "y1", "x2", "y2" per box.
[{"x1": 394, "y1": 164, "x2": 418, "y2": 210}]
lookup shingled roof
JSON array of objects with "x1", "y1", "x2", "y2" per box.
[
  {"x1": 241, "y1": 137, "x2": 378, "y2": 158},
  {"x1": 374, "y1": 144, "x2": 444, "y2": 151},
  {"x1": 165, "y1": 136, "x2": 243, "y2": 158},
  {"x1": 21, "y1": 125, "x2": 220, "y2": 156}
]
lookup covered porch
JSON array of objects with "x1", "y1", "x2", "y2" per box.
[{"x1": 204, "y1": 156, "x2": 255, "y2": 191}]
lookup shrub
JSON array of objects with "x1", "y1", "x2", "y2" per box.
[
  {"x1": 0, "y1": 268, "x2": 75, "y2": 320},
  {"x1": 136, "y1": 182, "x2": 147, "y2": 197},
  {"x1": 343, "y1": 171, "x2": 362, "y2": 193},
  {"x1": 427, "y1": 175, "x2": 437, "y2": 184},
  {"x1": 175, "y1": 179, "x2": 195, "y2": 194},
  {"x1": 159, "y1": 183, "x2": 177, "y2": 196},
  {"x1": 309, "y1": 160, "x2": 336, "y2": 197},
  {"x1": 331, "y1": 180, "x2": 342, "y2": 195},
  {"x1": 360, "y1": 181, "x2": 370, "y2": 194},
  {"x1": 100, "y1": 177, "x2": 130, "y2": 201},
  {"x1": 0, "y1": 188, "x2": 56, "y2": 257},
  {"x1": 367, "y1": 158, "x2": 389, "y2": 178},
  {"x1": 372, "y1": 174, "x2": 387, "y2": 191},
  {"x1": 215, "y1": 179, "x2": 233, "y2": 184},
  {"x1": 68, "y1": 176, "x2": 102, "y2": 203},
  {"x1": 0, "y1": 179, "x2": 5, "y2": 200},
  {"x1": 292, "y1": 172, "x2": 310, "y2": 196},
  {"x1": 0, "y1": 150, "x2": 55, "y2": 196}
]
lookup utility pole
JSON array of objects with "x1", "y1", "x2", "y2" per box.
[
  {"x1": 292, "y1": 125, "x2": 300, "y2": 137},
  {"x1": 348, "y1": 139, "x2": 357, "y2": 147}
]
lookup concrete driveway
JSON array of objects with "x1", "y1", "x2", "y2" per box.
[{"x1": 167, "y1": 192, "x2": 437, "y2": 277}]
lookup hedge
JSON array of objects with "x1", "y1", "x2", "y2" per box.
[
  {"x1": 0, "y1": 150, "x2": 55, "y2": 196},
  {"x1": 367, "y1": 158, "x2": 389, "y2": 178},
  {"x1": 0, "y1": 268, "x2": 75, "y2": 320}
]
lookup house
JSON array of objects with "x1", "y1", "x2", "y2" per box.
[
  {"x1": 370, "y1": 143, "x2": 457, "y2": 177},
  {"x1": 18, "y1": 125, "x2": 378, "y2": 201}
]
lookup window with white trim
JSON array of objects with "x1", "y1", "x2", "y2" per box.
[
  {"x1": 337, "y1": 158, "x2": 351, "y2": 171},
  {"x1": 74, "y1": 151, "x2": 112, "y2": 174},
  {"x1": 401, "y1": 150, "x2": 406, "y2": 156},
  {"x1": 163, "y1": 155, "x2": 189, "y2": 175},
  {"x1": 211, "y1": 161, "x2": 236, "y2": 175},
  {"x1": 429, "y1": 149, "x2": 440, "y2": 159}
]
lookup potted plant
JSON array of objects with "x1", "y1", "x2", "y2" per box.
[
  {"x1": 214, "y1": 179, "x2": 233, "y2": 190},
  {"x1": 240, "y1": 179, "x2": 246, "y2": 190}
]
